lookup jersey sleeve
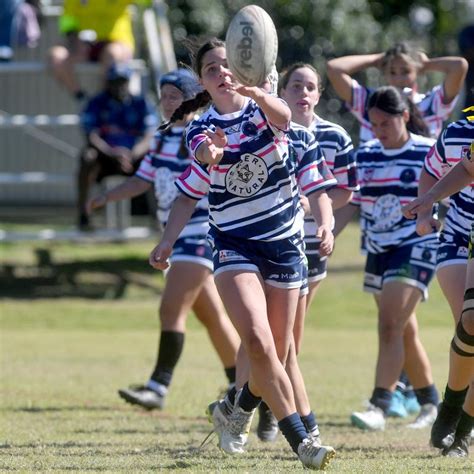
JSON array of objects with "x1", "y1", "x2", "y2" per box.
[
  {"x1": 348, "y1": 79, "x2": 370, "y2": 124},
  {"x1": 429, "y1": 84, "x2": 459, "y2": 120},
  {"x1": 332, "y1": 130, "x2": 359, "y2": 191},
  {"x1": 297, "y1": 139, "x2": 337, "y2": 196},
  {"x1": 186, "y1": 120, "x2": 211, "y2": 159},
  {"x1": 175, "y1": 161, "x2": 210, "y2": 200},
  {"x1": 424, "y1": 133, "x2": 449, "y2": 180}
]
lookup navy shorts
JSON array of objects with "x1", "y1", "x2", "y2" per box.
[
  {"x1": 364, "y1": 242, "x2": 437, "y2": 301},
  {"x1": 209, "y1": 231, "x2": 306, "y2": 290},
  {"x1": 170, "y1": 234, "x2": 213, "y2": 271},
  {"x1": 305, "y1": 238, "x2": 328, "y2": 283},
  {"x1": 436, "y1": 230, "x2": 469, "y2": 270}
]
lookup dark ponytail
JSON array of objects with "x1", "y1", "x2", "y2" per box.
[
  {"x1": 159, "y1": 90, "x2": 211, "y2": 132},
  {"x1": 368, "y1": 86, "x2": 430, "y2": 137}
]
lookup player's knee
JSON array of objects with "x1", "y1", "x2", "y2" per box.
[
  {"x1": 451, "y1": 299, "x2": 474, "y2": 358},
  {"x1": 461, "y1": 288, "x2": 474, "y2": 333},
  {"x1": 378, "y1": 316, "x2": 403, "y2": 343},
  {"x1": 245, "y1": 331, "x2": 273, "y2": 362}
]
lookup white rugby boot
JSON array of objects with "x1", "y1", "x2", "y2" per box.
[{"x1": 351, "y1": 404, "x2": 386, "y2": 431}]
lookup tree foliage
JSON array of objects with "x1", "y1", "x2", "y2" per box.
[{"x1": 164, "y1": 0, "x2": 474, "y2": 138}]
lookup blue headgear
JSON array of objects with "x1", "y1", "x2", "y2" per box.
[{"x1": 159, "y1": 68, "x2": 203, "y2": 100}]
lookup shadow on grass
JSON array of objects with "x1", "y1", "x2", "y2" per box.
[
  {"x1": 5, "y1": 405, "x2": 117, "y2": 413},
  {"x1": 1, "y1": 252, "x2": 160, "y2": 300}
]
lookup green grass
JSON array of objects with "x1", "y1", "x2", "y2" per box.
[{"x1": 1, "y1": 223, "x2": 472, "y2": 472}]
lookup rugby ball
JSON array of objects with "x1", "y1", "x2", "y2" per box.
[{"x1": 225, "y1": 5, "x2": 278, "y2": 87}]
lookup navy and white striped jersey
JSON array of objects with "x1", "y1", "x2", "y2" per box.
[
  {"x1": 353, "y1": 133, "x2": 437, "y2": 253},
  {"x1": 178, "y1": 98, "x2": 336, "y2": 242},
  {"x1": 424, "y1": 119, "x2": 474, "y2": 241},
  {"x1": 303, "y1": 115, "x2": 359, "y2": 238},
  {"x1": 136, "y1": 126, "x2": 209, "y2": 238},
  {"x1": 350, "y1": 79, "x2": 458, "y2": 143}
]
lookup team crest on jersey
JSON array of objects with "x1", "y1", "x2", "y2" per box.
[
  {"x1": 400, "y1": 168, "x2": 416, "y2": 184},
  {"x1": 225, "y1": 153, "x2": 268, "y2": 197},
  {"x1": 461, "y1": 142, "x2": 474, "y2": 162},
  {"x1": 225, "y1": 124, "x2": 241, "y2": 134},
  {"x1": 361, "y1": 168, "x2": 375, "y2": 184},
  {"x1": 155, "y1": 167, "x2": 179, "y2": 209},
  {"x1": 241, "y1": 121, "x2": 259, "y2": 137},
  {"x1": 371, "y1": 194, "x2": 402, "y2": 231}
]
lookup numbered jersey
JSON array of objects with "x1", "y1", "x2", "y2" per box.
[{"x1": 353, "y1": 133, "x2": 437, "y2": 253}]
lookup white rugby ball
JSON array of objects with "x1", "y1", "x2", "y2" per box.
[{"x1": 225, "y1": 5, "x2": 278, "y2": 87}]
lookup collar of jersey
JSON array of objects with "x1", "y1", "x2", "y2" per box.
[
  {"x1": 378, "y1": 135, "x2": 414, "y2": 156},
  {"x1": 210, "y1": 97, "x2": 250, "y2": 120}
]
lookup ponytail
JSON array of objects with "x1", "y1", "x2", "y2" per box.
[
  {"x1": 405, "y1": 98, "x2": 429, "y2": 136},
  {"x1": 159, "y1": 90, "x2": 211, "y2": 132}
]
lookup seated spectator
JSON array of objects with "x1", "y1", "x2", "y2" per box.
[
  {"x1": 78, "y1": 63, "x2": 157, "y2": 230},
  {"x1": 48, "y1": 0, "x2": 136, "y2": 102},
  {"x1": 0, "y1": 0, "x2": 41, "y2": 61}
]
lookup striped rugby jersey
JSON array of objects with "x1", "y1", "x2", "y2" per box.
[
  {"x1": 424, "y1": 118, "x2": 474, "y2": 242},
  {"x1": 350, "y1": 79, "x2": 458, "y2": 143},
  {"x1": 136, "y1": 126, "x2": 209, "y2": 238},
  {"x1": 353, "y1": 133, "x2": 437, "y2": 253},
  {"x1": 303, "y1": 115, "x2": 359, "y2": 239},
  {"x1": 178, "y1": 98, "x2": 337, "y2": 241}
]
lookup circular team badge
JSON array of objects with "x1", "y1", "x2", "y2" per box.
[
  {"x1": 155, "y1": 167, "x2": 179, "y2": 208},
  {"x1": 225, "y1": 153, "x2": 268, "y2": 197},
  {"x1": 399, "y1": 168, "x2": 416, "y2": 184},
  {"x1": 371, "y1": 194, "x2": 402, "y2": 231}
]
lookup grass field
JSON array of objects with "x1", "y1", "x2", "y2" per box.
[{"x1": 1, "y1": 222, "x2": 472, "y2": 472}]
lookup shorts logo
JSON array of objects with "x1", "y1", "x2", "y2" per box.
[
  {"x1": 225, "y1": 153, "x2": 268, "y2": 197},
  {"x1": 269, "y1": 272, "x2": 300, "y2": 280},
  {"x1": 457, "y1": 247, "x2": 469, "y2": 257},
  {"x1": 371, "y1": 194, "x2": 402, "y2": 231},
  {"x1": 218, "y1": 249, "x2": 242, "y2": 263},
  {"x1": 196, "y1": 246, "x2": 206, "y2": 256}
]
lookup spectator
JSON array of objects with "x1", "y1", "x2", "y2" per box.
[
  {"x1": 77, "y1": 63, "x2": 157, "y2": 230},
  {"x1": 0, "y1": 0, "x2": 41, "y2": 61},
  {"x1": 48, "y1": 0, "x2": 135, "y2": 102}
]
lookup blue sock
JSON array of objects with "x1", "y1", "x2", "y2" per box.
[
  {"x1": 238, "y1": 383, "x2": 261, "y2": 412},
  {"x1": 278, "y1": 412, "x2": 308, "y2": 453},
  {"x1": 370, "y1": 387, "x2": 392, "y2": 414},
  {"x1": 414, "y1": 384, "x2": 439, "y2": 406},
  {"x1": 301, "y1": 411, "x2": 317, "y2": 433}
]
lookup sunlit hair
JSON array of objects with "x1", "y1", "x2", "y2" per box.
[
  {"x1": 381, "y1": 42, "x2": 424, "y2": 70},
  {"x1": 159, "y1": 38, "x2": 225, "y2": 131},
  {"x1": 279, "y1": 62, "x2": 323, "y2": 93},
  {"x1": 368, "y1": 86, "x2": 430, "y2": 137}
]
